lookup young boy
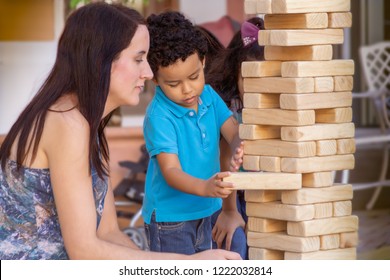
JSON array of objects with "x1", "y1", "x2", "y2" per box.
[{"x1": 142, "y1": 11, "x2": 244, "y2": 255}]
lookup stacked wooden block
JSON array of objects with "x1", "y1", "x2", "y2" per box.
[{"x1": 236, "y1": 0, "x2": 357, "y2": 259}]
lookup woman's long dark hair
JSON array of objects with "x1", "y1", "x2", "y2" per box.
[
  {"x1": 206, "y1": 17, "x2": 265, "y2": 110},
  {"x1": 0, "y1": 3, "x2": 145, "y2": 179}
]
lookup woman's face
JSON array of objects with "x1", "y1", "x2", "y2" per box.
[{"x1": 106, "y1": 25, "x2": 153, "y2": 115}]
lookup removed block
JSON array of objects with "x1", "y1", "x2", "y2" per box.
[
  {"x1": 281, "y1": 60, "x2": 354, "y2": 77},
  {"x1": 287, "y1": 215, "x2": 359, "y2": 236},
  {"x1": 259, "y1": 29, "x2": 344, "y2": 46},
  {"x1": 242, "y1": 61, "x2": 282, "y2": 77},
  {"x1": 244, "y1": 77, "x2": 314, "y2": 93},
  {"x1": 281, "y1": 183, "x2": 353, "y2": 205},
  {"x1": 281, "y1": 123, "x2": 355, "y2": 141},
  {"x1": 264, "y1": 13, "x2": 328, "y2": 29},
  {"x1": 246, "y1": 201, "x2": 315, "y2": 221},
  {"x1": 264, "y1": 45, "x2": 333, "y2": 61},
  {"x1": 280, "y1": 91, "x2": 352, "y2": 110},
  {"x1": 281, "y1": 154, "x2": 355, "y2": 173},
  {"x1": 247, "y1": 231, "x2": 320, "y2": 253},
  {"x1": 243, "y1": 108, "x2": 315, "y2": 126},
  {"x1": 284, "y1": 247, "x2": 356, "y2": 260},
  {"x1": 223, "y1": 172, "x2": 301, "y2": 190},
  {"x1": 244, "y1": 139, "x2": 316, "y2": 158}
]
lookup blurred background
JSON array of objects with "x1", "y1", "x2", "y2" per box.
[{"x1": 0, "y1": 0, "x2": 389, "y2": 258}]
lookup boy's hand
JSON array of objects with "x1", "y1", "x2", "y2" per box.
[
  {"x1": 212, "y1": 209, "x2": 245, "y2": 251},
  {"x1": 230, "y1": 141, "x2": 244, "y2": 172},
  {"x1": 204, "y1": 172, "x2": 234, "y2": 198}
]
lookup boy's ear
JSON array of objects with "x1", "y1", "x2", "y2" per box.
[
  {"x1": 202, "y1": 57, "x2": 206, "y2": 68},
  {"x1": 152, "y1": 77, "x2": 158, "y2": 85}
]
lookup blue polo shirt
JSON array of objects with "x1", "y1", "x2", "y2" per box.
[{"x1": 142, "y1": 84, "x2": 232, "y2": 224}]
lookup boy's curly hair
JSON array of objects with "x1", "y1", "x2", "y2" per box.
[{"x1": 147, "y1": 11, "x2": 208, "y2": 75}]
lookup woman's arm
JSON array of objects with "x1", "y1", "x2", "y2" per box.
[{"x1": 43, "y1": 110, "x2": 239, "y2": 260}]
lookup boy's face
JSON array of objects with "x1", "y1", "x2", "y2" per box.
[{"x1": 154, "y1": 53, "x2": 205, "y2": 111}]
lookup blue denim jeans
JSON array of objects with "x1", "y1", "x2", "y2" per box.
[
  {"x1": 144, "y1": 212, "x2": 212, "y2": 254},
  {"x1": 211, "y1": 191, "x2": 248, "y2": 259}
]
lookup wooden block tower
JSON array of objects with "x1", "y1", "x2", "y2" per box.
[{"x1": 236, "y1": 0, "x2": 357, "y2": 260}]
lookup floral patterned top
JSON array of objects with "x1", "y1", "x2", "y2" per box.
[{"x1": 0, "y1": 160, "x2": 108, "y2": 259}]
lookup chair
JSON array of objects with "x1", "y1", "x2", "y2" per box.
[{"x1": 341, "y1": 41, "x2": 390, "y2": 210}]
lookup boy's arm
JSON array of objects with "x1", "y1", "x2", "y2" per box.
[
  {"x1": 220, "y1": 116, "x2": 244, "y2": 171},
  {"x1": 156, "y1": 152, "x2": 234, "y2": 198}
]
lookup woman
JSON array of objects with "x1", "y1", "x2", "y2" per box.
[{"x1": 0, "y1": 2, "x2": 240, "y2": 260}]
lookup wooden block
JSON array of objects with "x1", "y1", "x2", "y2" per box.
[
  {"x1": 243, "y1": 108, "x2": 315, "y2": 126},
  {"x1": 337, "y1": 138, "x2": 356, "y2": 154},
  {"x1": 284, "y1": 247, "x2": 356, "y2": 260},
  {"x1": 248, "y1": 247, "x2": 284, "y2": 260},
  {"x1": 245, "y1": 190, "x2": 281, "y2": 202},
  {"x1": 244, "y1": 77, "x2": 314, "y2": 93},
  {"x1": 260, "y1": 156, "x2": 281, "y2": 172},
  {"x1": 281, "y1": 184, "x2": 353, "y2": 205},
  {"x1": 314, "y1": 202, "x2": 333, "y2": 219},
  {"x1": 244, "y1": 139, "x2": 316, "y2": 158},
  {"x1": 281, "y1": 60, "x2": 354, "y2": 77},
  {"x1": 287, "y1": 215, "x2": 359, "y2": 237},
  {"x1": 270, "y1": 0, "x2": 351, "y2": 14},
  {"x1": 281, "y1": 123, "x2": 355, "y2": 141},
  {"x1": 255, "y1": 0, "x2": 272, "y2": 14},
  {"x1": 242, "y1": 61, "x2": 282, "y2": 77},
  {"x1": 280, "y1": 92, "x2": 352, "y2": 110},
  {"x1": 320, "y1": 234, "x2": 340, "y2": 250},
  {"x1": 247, "y1": 231, "x2": 320, "y2": 253},
  {"x1": 264, "y1": 13, "x2": 328, "y2": 29},
  {"x1": 264, "y1": 45, "x2": 333, "y2": 61},
  {"x1": 259, "y1": 29, "x2": 344, "y2": 46},
  {"x1": 243, "y1": 155, "x2": 260, "y2": 171},
  {"x1": 244, "y1": 0, "x2": 258, "y2": 14},
  {"x1": 328, "y1": 12, "x2": 352, "y2": 28},
  {"x1": 247, "y1": 217, "x2": 287, "y2": 232},
  {"x1": 243, "y1": 93, "x2": 280, "y2": 109},
  {"x1": 339, "y1": 231, "x2": 359, "y2": 248},
  {"x1": 316, "y1": 140, "x2": 337, "y2": 156},
  {"x1": 302, "y1": 171, "x2": 334, "y2": 188},
  {"x1": 223, "y1": 172, "x2": 302, "y2": 190},
  {"x1": 334, "y1": 76, "x2": 353, "y2": 91},
  {"x1": 314, "y1": 77, "x2": 334, "y2": 92},
  {"x1": 281, "y1": 154, "x2": 355, "y2": 173},
  {"x1": 246, "y1": 201, "x2": 315, "y2": 221},
  {"x1": 239, "y1": 124, "x2": 280, "y2": 140},
  {"x1": 333, "y1": 200, "x2": 352, "y2": 216},
  {"x1": 316, "y1": 107, "x2": 353, "y2": 123}
]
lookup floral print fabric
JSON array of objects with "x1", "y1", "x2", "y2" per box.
[{"x1": 0, "y1": 160, "x2": 107, "y2": 259}]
